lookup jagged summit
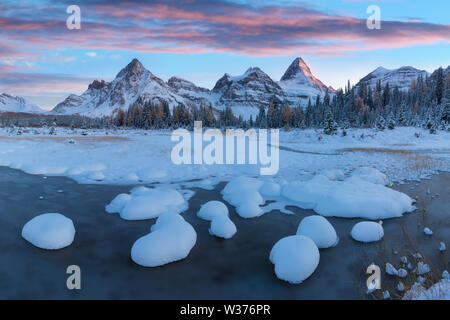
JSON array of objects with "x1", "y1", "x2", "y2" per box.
[
  {"x1": 281, "y1": 57, "x2": 312, "y2": 81},
  {"x1": 280, "y1": 57, "x2": 330, "y2": 92},
  {"x1": 117, "y1": 58, "x2": 146, "y2": 79}
]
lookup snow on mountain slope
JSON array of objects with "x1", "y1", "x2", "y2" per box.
[
  {"x1": 52, "y1": 59, "x2": 187, "y2": 116},
  {"x1": 213, "y1": 67, "x2": 286, "y2": 108},
  {"x1": 0, "y1": 93, "x2": 44, "y2": 113},
  {"x1": 278, "y1": 57, "x2": 333, "y2": 107},
  {"x1": 167, "y1": 77, "x2": 211, "y2": 106},
  {"x1": 356, "y1": 66, "x2": 430, "y2": 91}
]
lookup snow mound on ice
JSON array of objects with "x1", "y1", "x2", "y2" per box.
[
  {"x1": 281, "y1": 174, "x2": 414, "y2": 220},
  {"x1": 350, "y1": 167, "x2": 390, "y2": 186},
  {"x1": 269, "y1": 235, "x2": 320, "y2": 284},
  {"x1": 105, "y1": 193, "x2": 132, "y2": 213},
  {"x1": 259, "y1": 182, "x2": 281, "y2": 197},
  {"x1": 197, "y1": 201, "x2": 229, "y2": 221},
  {"x1": 209, "y1": 215, "x2": 237, "y2": 239},
  {"x1": 222, "y1": 177, "x2": 265, "y2": 219},
  {"x1": 22, "y1": 213, "x2": 75, "y2": 250},
  {"x1": 106, "y1": 187, "x2": 187, "y2": 220},
  {"x1": 131, "y1": 213, "x2": 197, "y2": 267},
  {"x1": 296, "y1": 215, "x2": 338, "y2": 248},
  {"x1": 351, "y1": 222, "x2": 384, "y2": 243}
]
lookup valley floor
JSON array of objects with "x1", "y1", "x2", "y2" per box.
[{"x1": 0, "y1": 126, "x2": 448, "y2": 299}]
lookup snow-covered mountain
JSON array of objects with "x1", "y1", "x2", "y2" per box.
[
  {"x1": 356, "y1": 66, "x2": 429, "y2": 91},
  {"x1": 52, "y1": 59, "x2": 187, "y2": 116},
  {"x1": 279, "y1": 57, "x2": 333, "y2": 105},
  {"x1": 167, "y1": 77, "x2": 211, "y2": 106},
  {"x1": 0, "y1": 93, "x2": 44, "y2": 113},
  {"x1": 212, "y1": 67, "x2": 286, "y2": 107}
]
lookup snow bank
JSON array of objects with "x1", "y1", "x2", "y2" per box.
[
  {"x1": 350, "y1": 167, "x2": 390, "y2": 186},
  {"x1": 197, "y1": 201, "x2": 229, "y2": 221},
  {"x1": 281, "y1": 174, "x2": 415, "y2": 220},
  {"x1": 22, "y1": 213, "x2": 75, "y2": 250},
  {"x1": 209, "y1": 215, "x2": 237, "y2": 239},
  {"x1": 269, "y1": 235, "x2": 320, "y2": 284},
  {"x1": 351, "y1": 222, "x2": 384, "y2": 243},
  {"x1": 222, "y1": 177, "x2": 265, "y2": 219},
  {"x1": 131, "y1": 213, "x2": 196, "y2": 267},
  {"x1": 106, "y1": 187, "x2": 187, "y2": 220},
  {"x1": 296, "y1": 216, "x2": 338, "y2": 249},
  {"x1": 320, "y1": 169, "x2": 345, "y2": 181}
]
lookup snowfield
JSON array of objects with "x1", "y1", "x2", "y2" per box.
[{"x1": 0, "y1": 127, "x2": 448, "y2": 187}]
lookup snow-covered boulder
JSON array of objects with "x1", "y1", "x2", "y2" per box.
[
  {"x1": 22, "y1": 213, "x2": 75, "y2": 250},
  {"x1": 222, "y1": 177, "x2": 265, "y2": 219},
  {"x1": 351, "y1": 222, "x2": 384, "y2": 243},
  {"x1": 296, "y1": 216, "x2": 338, "y2": 249},
  {"x1": 269, "y1": 235, "x2": 320, "y2": 284},
  {"x1": 131, "y1": 213, "x2": 196, "y2": 267},
  {"x1": 209, "y1": 215, "x2": 237, "y2": 239},
  {"x1": 106, "y1": 187, "x2": 187, "y2": 220},
  {"x1": 281, "y1": 174, "x2": 414, "y2": 220},
  {"x1": 197, "y1": 201, "x2": 229, "y2": 221}
]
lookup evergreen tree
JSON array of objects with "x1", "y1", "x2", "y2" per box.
[{"x1": 323, "y1": 107, "x2": 338, "y2": 135}]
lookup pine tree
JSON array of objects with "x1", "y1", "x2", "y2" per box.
[
  {"x1": 387, "y1": 112, "x2": 396, "y2": 130},
  {"x1": 323, "y1": 107, "x2": 338, "y2": 135},
  {"x1": 375, "y1": 114, "x2": 386, "y2": 130}
]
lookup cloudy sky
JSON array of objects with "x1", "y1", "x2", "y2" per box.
[{"x1": 0, "y1": 0, "x2": 449, "y2": 109}]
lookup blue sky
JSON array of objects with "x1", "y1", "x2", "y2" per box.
[{"x1": 0, "y1": 0, "x2": 449, "y2": 109}]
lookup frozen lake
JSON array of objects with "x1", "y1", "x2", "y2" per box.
[{"x1": 0, "y1": 167, "x2": 448, "y2": 299}]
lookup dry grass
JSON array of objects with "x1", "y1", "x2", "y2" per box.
[{"x1": 340, "y1": 147, "x2": 443, "y2": 177}]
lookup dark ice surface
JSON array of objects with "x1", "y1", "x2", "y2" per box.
[{"x1": 0, "y1": 167, "x2": 448, "y2": 299}]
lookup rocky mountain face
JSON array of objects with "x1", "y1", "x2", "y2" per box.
[
  {"x1": 0, "y1": 93, "x2": 44, "y2": 113},
  {"x1": 49, "y1": 58, "x2": 336, "y2": 118},
  {"x1": 356, "y1": 66, "x2": 429, "y2": 91},
  {"x1": 278, "y1": 57, "x2": 333, "y2": 105},
  {"x1": 212, "y1": 67, "x2": 286, "y2": 108},
  {"x1": 167, "y1": 77, "x2": 211, "y2": 106},
  {"x1": 46, "y1": 58, "x2": 442, "y2": 119},
  {"x1": 52, "y1": 59, "x2": 186, "y2": 116}
]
